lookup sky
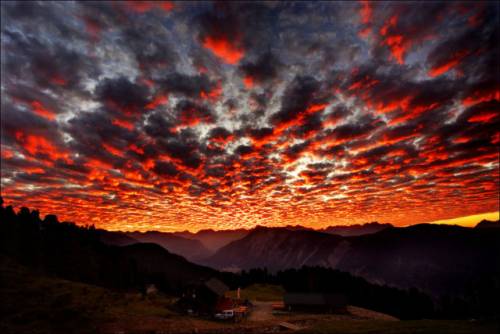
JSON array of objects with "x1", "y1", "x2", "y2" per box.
[{"x1": 1, "y1": 1, "x2": 498, "y2": 232}]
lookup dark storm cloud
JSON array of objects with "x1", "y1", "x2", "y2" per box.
[
  {"x1": 2, "y1": 1, "x2": 83, "y2": 39},
  {"x1": 366, "y1": 1, "x2": 452, "y2": 64},
  {"x1": 233, "y1": 144, "x2": 254, "y2": 158},
  {"x1": 456, "y1": 100, "x2": 500, "y2": 126},
  {"x1": 282, "y1": 141, "x2": 311, "y2": 162},
  {"x1": 1, "y1": 1, "x2": 498, "y2": 230},
  {"x1": 324, "y1": 113, "x2": 384, "y2": 143},
  {"x1": 63, "y1": 108, "x2": 146, "y2": 171},
  {"x1": 120, "y1": 21, "x2": 178, "y2": 74},
  {"x1": 207, "y1": 127, "x2": 233, "y2": 142},
  {"x1": 270, "y1": 76, "x2": 326, "y2": 127},
  {"x1": 2, "y1": 29, "x2": 94, "y2": 91},
  {"x1": 1, "y1": 102, "x2": 61, "y2": 145},
  {"x1": 324, "y1": 105, "x2": 351, "y2": 125},
  {"x1": 158, "y1": 137, "x2": 203, "y2": 170},
  {"x1": 143, "y1": 110, "x2": 176, "y2": 139},
  {"x1": 158, "y1": 73, "x2": 215, "y2": 98},
  {"x1": 427, "y1": 28, "x2": 482, "y2": 77},
  {"x1": 194, "y1": 2, "x2": 278, "y2": 59},
  {"x1": 175, "y1": 99, "x2": 215, "y2": 126},
  {"x1": 95, "y1": 77, "x2": 150, "y2": 115},
  {"x1": 153, "y1": 161, "x2": 180, "y2": 177},
  {"x1": 239, "y1": 51, "x2": 283, "y2": 86},
  {"x1": 292, "y1": 112, "x2": 324, "y2": 139}
]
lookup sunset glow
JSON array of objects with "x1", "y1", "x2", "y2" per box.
[
  {"x1": 427, "y1": 211, "x2": 499, "y2": 228},
  {"x1": 1, "y1": 1, "x2": 498, "y2": 232}
]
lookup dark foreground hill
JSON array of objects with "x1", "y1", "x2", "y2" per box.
[
  {"x1": 475, "y1": 219, "x2": 500, "y2": 229},
  {"x1": 204, "y1": 224, "x2": 500, "y2": 296},
  {"x1": 2, "y1": 257, "x2": 498, "y2": 334},
  {"x1": 0, "y1": 204, "x2": 217, "y2": 294}
]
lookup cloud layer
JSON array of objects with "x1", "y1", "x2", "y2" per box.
[{"x1": 1, "y1": 1, "x2": 498, "y2": 231}]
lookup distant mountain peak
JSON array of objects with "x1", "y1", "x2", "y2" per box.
[
  {"x1": 475, "y1": 219, "x2": 500, "y2": 229},
  {"x1": 319, "y1": 222, "x2": 393, "y2": 236}
]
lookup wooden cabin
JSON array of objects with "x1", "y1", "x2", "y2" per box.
[{"x1": 178, "y1": 278, "x2": 230, "y2": 315}]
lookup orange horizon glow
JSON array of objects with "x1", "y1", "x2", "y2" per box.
[
  {"x1": 424, "y1": 211, "x2": 499, "y2": 228},
  {"x1": 0, "y1": 196, "x2": 497, "y2": 233}
]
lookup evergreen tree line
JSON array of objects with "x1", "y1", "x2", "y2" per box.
[
  {"x1": 0, "y1": 198, "x2": 214, "y2": 294},
  {"x1": 221, "y1": 262, "x2": 499, "y2": 320}
]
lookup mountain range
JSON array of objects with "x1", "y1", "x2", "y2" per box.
[
  {"x1": 96, "y1": 219, "x2": 500, "y2": 296},
  {"x1": 202, "y1": 223, "x2": 500, "y2": 295},
  {"x1": 125, "y1": 231, "x2": 210, "y2": 262},
  {"x1": 99, "y1": 222, "x2": 395, "y2": 261}
]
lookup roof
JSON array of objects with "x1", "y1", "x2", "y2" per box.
[
  {"x1": 204, "y1": 278, "x2": 229, "y2": 296},
  {"x1": 284, "y1": 293, "x2": 347, "y2": 307}
]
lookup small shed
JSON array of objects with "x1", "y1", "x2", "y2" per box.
[{"x1": 284, "y1": 293, "x2": 347, "y2": 313}]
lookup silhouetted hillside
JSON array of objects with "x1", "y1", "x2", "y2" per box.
[
  {"x1": 125, "y1": 231, "x2": 210, "y2": 262},
  {"x1": 475, "y1": 219, "x2": 500, "y2": 229},
  {"x1": 0, "y1": 201, "x2": 217, "y2": 295},
  {"x1": 97, "y1": 229, "x2": 138, "y2": 246},
  {"x1": 204, "y1": 226, "x2": 343, "y2": 270},
  {"x1": 173, "y1": 228, "x2": 249, "y2": 252},
  {"x1": 170, "y1": 223, "x2": 393, "y2": 252}
]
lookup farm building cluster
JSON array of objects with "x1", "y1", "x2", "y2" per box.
[
  {"x1": 177, "y1": 278, "x2": 250, "y2": 321},
  {"x1": 177, "y1": 277, "x2": 348, "y2": 321}
]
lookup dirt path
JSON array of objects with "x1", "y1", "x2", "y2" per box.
[{"x1": 248, "y1": 301, "x2": 275, "y2": 322}]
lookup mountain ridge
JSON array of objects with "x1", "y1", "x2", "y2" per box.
[{"x1": 201, "y1": 224, "x2": 500, "y2": 295}]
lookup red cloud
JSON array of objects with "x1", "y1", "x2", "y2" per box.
[
  {"x1": 145, "y1": 94, "x2": 168, "y2": 110},
  {"x1": 428, "y1": 49, "x2": 470, "y2": 77},
  {"x1": 31, "y1": 101, "x2": 56, "y2": 120},
  {"x1": 358, "y1": 0, "x2": 373, "y2": 38},
  {"x1": 112, "y1": 118, "x2": 135, "y2": 131},
  {"x1": 243, "y1": 75, "x2": 254, "y2": 89},
  {"x1": 379, "y1": 15, "x2": 407, "y2": 64},
  {"x1": 50, "y1": 74, "x2": 68, "y2": 86},
  {"x1": 15, "y1": 131, "x2": 70, "y2": 163},
  {"x1": 200, "y1": 82, "x2": 223, "y2": 102},
  {"x1": 462, "y1": 88, "x2": 499, "y2": 107},
  {"x1": 102, "y1": 143, "x2": 124, "y2": 157},
  {"x1": 178, "y1": 108, "x2": 211, "y2": 127},
  {"x1": 125, "y1": 1, "x2": 174, "y2": 14},
  {"x1": 202, "y1": 35, "x2": 244, "y2": 65},
  {"x1": 82, "y1": 15, "x2": 101, "y2": 42},
  {"x1": 378, "y1": 11, "x2": 434, "y2": 65},
  {"x1": 274, "y1": 103, "x2": 329, "y2": 134}
]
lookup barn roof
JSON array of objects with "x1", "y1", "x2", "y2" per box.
[{"x1": 204, "y1": 278, "x2": 229, "y2": 296}]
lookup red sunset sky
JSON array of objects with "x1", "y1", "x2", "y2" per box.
[{"x1": 1, "y1": 1, "x2": 498, "y2": 232}]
